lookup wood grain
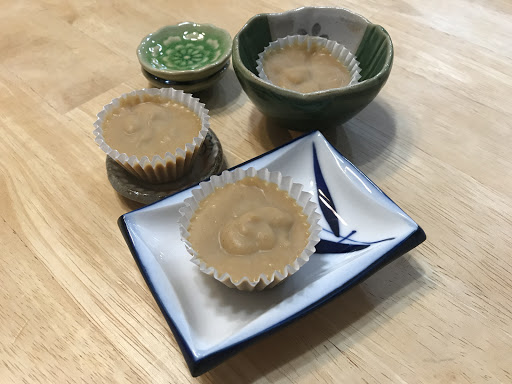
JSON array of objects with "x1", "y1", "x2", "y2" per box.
[{"x1": 1, "y1": 0, "x2": 511, "y2": 382}]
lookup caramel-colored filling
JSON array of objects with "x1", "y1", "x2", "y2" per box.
[
  {"x1": 102, "y1": 98, "x2": 201, "y2": 158},
  {"x1": 188, "y1": 177, "x2": 310, "y2": 283},
  {"x1": 263, "y1": 42, "x2": 351, "y2": 93}
]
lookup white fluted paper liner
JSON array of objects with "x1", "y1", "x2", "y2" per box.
[
  {"x1": 178, "y1": 167, "x2": 322, "y2": 291},
  {"x1": 93, "y1": 88, "x2": 210, "y2": 183},
  {"x1": 256, "y1": 35, "x2": 362, "y2": 91}
]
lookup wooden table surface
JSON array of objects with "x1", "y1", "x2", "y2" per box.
[{"x1": 2, "y1": 0, "x2": 511, "y2": 383}]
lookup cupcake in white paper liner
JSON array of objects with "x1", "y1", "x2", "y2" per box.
[
  {"x1": 256, "y1": 35, "x2": 362, "y2": 93},
  {"x1": 93, "y1": 88, "x2": 210, "y2": 184},
  {"x1": 178, "y1": 167, "x2": 322, "y2": 291}
]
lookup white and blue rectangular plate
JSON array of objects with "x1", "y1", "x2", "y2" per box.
[{"x1": 118, "y1": 131, "x2": 426, "y2": 376}]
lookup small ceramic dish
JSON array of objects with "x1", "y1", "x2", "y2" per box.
[
  {"x1": 118, "y1": 131, "x2": 426, "y2": 376},
  {"x1": 138, "y1": 22, "x2": 232, "y2": 82},
  {"x1": 141, "y1": 61, "x2": 229, "y2": 93},
  {"x1": 106, "y1": 129, "x2": 225, "y2": 205},
  {"x1": 232, "y1": 7, "x2": 394, "y2": 130}
]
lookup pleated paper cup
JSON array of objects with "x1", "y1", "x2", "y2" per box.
[
  {"x1": 256, "y1": 35, "x2": 362, "y2": 90},
  {"x1": 178, "y1": 167, "x2": 322, "y2": 291},
  {"x1": 93, "y1": 88, "x2": 210, "y2": 184}
]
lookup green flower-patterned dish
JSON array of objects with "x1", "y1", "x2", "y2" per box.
[
  {"x1": 138, "y1": 22, "x2": 232, "y2": 82},
  {"x1": 232, "y1": 7, "x2": 393, "y2": 130}
]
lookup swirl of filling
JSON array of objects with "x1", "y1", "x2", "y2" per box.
[
  {"x1": 102, "y1": 100, "x2": 201, "y2": 158},
  {"x1": 220, "y1": 207, "x2": 293, "y2": 255},
  {"x1": 187, "y1": 177, "x2": 310, "y2": 282}
]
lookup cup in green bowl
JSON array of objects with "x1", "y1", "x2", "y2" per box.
[{"x1": 232, "y1": 7, "x2": 393, "y2": 130}]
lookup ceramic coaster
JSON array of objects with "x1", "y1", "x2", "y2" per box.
[
  {"x1": 142, "y1": 62, "x2": 229, "y2": 93},
  {"x1": 106, "y1": 130, "x2": 224, "y2": 204}
]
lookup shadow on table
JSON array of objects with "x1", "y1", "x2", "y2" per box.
[
  {"x1": 249, "y1": 98, "x2": 398, "y2": 176},
  {"x1": 201, "y1": 255, "x2": 427, "y2": 382},
  {"x1": 142, "y1": 67, "x2": 243, "y2": 115},
  {"x1": 193, "y1": 68, "x2": 244, "y2": 115},
  {"x1": 115, "y1": 194, "x2": 145, "y2": 212}
]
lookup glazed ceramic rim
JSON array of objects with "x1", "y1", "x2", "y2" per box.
[
  {"x1": 178, "y1": 167, "x2": 322, "y2": 291},
  {"x1": 255, "y1": 35, "x2": 362, "y2": 93},
  {"x1": 141, "y1": 61, "x2": 230, "y2": 93},
  {"x1": 142, "y1": 61, "x2": 230, "y2": 87},
  {"x1": 138, "y1": 22, "x2": 233, "y2": 81},
  {"x1": 93, "y1": 87, "x2": 210, "y2": 183},
  {"x1": 232, "y1": 6, "x2": 393, "y2": 99}
]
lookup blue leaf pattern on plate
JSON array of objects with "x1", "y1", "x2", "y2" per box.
[
  {"x1": 313, "y1": 143, "x2": 394, "y2": 253},
  {"x1": 315, "y1": 240, "x2": 369, "y2": 254},
  {"x1": 313, "y1": 144, "x2": 340, "y2": 236}
]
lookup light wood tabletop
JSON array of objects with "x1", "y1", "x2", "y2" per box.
[{"x1": 1, "y1": 0, "x2": 511, "y2": 383}]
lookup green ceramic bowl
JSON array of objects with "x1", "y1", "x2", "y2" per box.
[
  {"x1": 138, "y1": 22, "x2": 232, "y2": 82},
  {"x1": 232, "y1": 7, "x2": 393, "y2": 130}
]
